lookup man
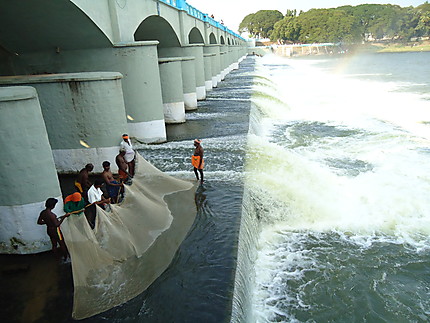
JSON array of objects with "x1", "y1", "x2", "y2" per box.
[
  {"x1": 37, "y1": 198, "x2": 69, "y2": 260},
  {"x1": 192, "y1": 139, "x2": 204, "y2": 183},
  {"x1": 120, "y1": 134, "x2": 136, "y2": 177},
  {"x1": 116, "y1": 148, "x2": 132, "y2": 183},
  {"x1": 86, "y1": 178, "x2": 111, "y2": 229},
  {"x1": 75, "y1": 163, "x2": 94, "y2": 201},
  {"x1": 101, "y1": 161, "x2": 123, "y2": 202},
  {"x1": 63, "y1": 192, "x2": 86, "y2": 215}
]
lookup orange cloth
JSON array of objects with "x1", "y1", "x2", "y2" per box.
[
  {"x1": 64, "y1": 192, "x2": 82, "y2": 204},
  {"x1": 191, "y1": 155, "x2": 204, "y2": 169},
  {"x1": 74, "y1": 181, "x2": 83, "y2": 193},
  {"x1": 119, "y1": 169, "x2": 128, "y2": 180}
]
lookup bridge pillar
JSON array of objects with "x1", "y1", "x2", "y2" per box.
[
  {"x1": 158, "y1": 44, "x2": 205, "y2": 101},
  {"x1": 112, "y1": 42, "x2": 166, "y2": 144},
  {"x1": 220, "y1": 50, "x2": 227, "y2": 81},
  {"x1": 182, "y1": 45, "x2": 206, "y2": 101},
  {"x1": 226, "y1": 47, "x2": 235, "y2": 71},
  {"x1": 0, "y1": 72, "x2": 128, "y2": 173},
  {"x1": 158, "y1": 58, "x2": 185, "y2": 123},
  {"x1": 231, "y1": 46, "x2": 240, "y2": 70},
  {"x1": 180, "y1": 57, "x2": 197, "y2": 111},
  {"x1": 1, "y1": 41, "x2": 166, "y2": 144},
  {"x1": 204, "y1": 45, "x2": 221, "y2": 87},
  {"x1": 0, "y1": 86, "x2": 63, "y2": 254},
  {"x1": 203, "y1": 53, "x2": 215, "y2": 91}
]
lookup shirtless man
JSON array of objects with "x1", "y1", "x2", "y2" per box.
[
  {"x1": 37, "y1": 198, "x2": 69, "y2": 260},
  {"x1": 101, "y1": 161, "x2": 123, "y2": 202},
  {"x1": 116, "y1": 148, "x2": 132, "y2": 183},
  {"x1": 75, "y1": 163, "x2": 93, "y2": 200},
  {"x1": 192, "y1": 139, "x2": 204, "y2": 183}
]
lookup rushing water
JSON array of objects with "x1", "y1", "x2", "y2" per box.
[{"x1": 238, "y1": 52, "x2": 430, "y2": 322}]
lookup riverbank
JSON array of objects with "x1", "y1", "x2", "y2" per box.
[
  {"x1": 362, "y1": 40, "x2": 430, "y2": 53},
  {"x1": 347, "y1": 40, "x2": 430, "y2": 53}
]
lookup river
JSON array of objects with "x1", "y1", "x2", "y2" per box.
[{"x1": 233, "y1": 51, "x2": 430, "y2": 322}]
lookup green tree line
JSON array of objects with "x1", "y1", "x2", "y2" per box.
[{"x1": 239, "y1": 2, "x2": 430, "y2": 43}]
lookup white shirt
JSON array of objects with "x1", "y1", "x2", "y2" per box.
[
  {"x1": 120, "y1": 139, "x2": 135, "y2": 163},
  {"x1": 88, "y1": 185, "x2": 103, "y2": 204}
]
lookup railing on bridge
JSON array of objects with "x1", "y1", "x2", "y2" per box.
[{"x1": 157, "y1": 0, "x2": 244, "y2": 40}]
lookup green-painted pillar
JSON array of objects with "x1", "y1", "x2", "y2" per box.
[
  {"x1": 0, "y1": 72, "x2": 128, "y2": 173},
  {"x1": 158, "y1": 45, "x2": 206, "y2": 101},
  {"x1": 203, "y1": 53, "x2": 214, "y2": 92},
  {"x1": 158, "y1": 58, "x2": 185, "y2": 124},
  {"x1": 204, "y1": 45, "x2": 221, "y2": 87},
  {"x1": 220, "y1": 50, "x2": 227, "y2": 80},
  {"x1": 4, "y1": 42, "x2": 167, "y2": 144},
  {"x1": 181, "y1": 57, "x2": 197, "y2": 111},
  {"x1": 182, "y1": 45, "x2": 206, "y2": 101},
  {"x1": 0, "y1": 86, "x2": 62, "y2": 254},
  {"x1": 112, "y1": 42, "x2": 166, "y2": 144},
  {"x1": 232, "y1": 46, "x2": 240, "y2": 70}
]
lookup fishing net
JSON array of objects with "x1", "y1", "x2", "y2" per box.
[{"x1": 61, "y1": 154, "x2": 197, "y2": 320}]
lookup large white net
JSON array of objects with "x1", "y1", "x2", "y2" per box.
[{"x1": 61, "y1": 154, "x2": 196, "y2": 320}]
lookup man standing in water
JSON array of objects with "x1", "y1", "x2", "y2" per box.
[
  {"x1": 192, "y1": 139, "x2": 204, "y2": 183},
  {"x1": 116, "y1": 148, "x2": 133, "y2": 183},
  {"x1": 120, "y1": 134, "x2": 136, "y2": 177},
  {"x1": 37, "y1": 198, "x2": 69, "y2": 260}
]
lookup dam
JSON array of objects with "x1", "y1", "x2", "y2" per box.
[{"x1": 0, "y1": 0, "x2": 248, "y2": 254}]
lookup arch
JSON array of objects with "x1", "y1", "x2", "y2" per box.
[
  {"x1": 0, "y1": 0, "x2": 111, "y2": 53},
  {"x1": 134, "y1": 16, "x2": 180, "y2": 48},
  {"x1": 220, "y1": 35, "x2": 225, "y2": 45},
  {"x1": 188, "y1": 27, "x2": 204, "y2": 44},
  {"x1": 227, "y1": 38, "x2": 231, "y2": 45},
  {"x1": 209, "y1": 33, "x2": 217, "y2": 44}
]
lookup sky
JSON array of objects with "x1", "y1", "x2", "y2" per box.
[{"x1": 186, "y1": 0, "x2": 426, "y2": 33}]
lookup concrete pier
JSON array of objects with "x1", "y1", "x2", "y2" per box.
[
  {"x1": 180, "y1": 57, "x2": 197, "y2": 111},
  {"x1": 204, "y1": 53, "x2": 215, "y2": 91},
  {"x1": 0, "y1": 72, "x2": 128, "y2": 173},
  {"x1": 158, "y1": 58, "x2": 186, "y2": 124},
  {"x1": 220, "y1": 50, "x2": 227, "y2": 80},
  {"x1": 204, "y1": 45, "x2": 221, "y2": 88},
  {"x1": 158, "y1": 45, "x2": 206, "y2": 101},
  {"x1": 0, "y1": 42, "x2": 167, "y2": 144},
  {"x1": 183, "y1": 45, "x2": 206, "y2": 101},
  {"x1": 112, "y1": 42, "x2": 166, "y2": 144},
  {"x1": 0, "y1": 86, "x2": 63, "y2": 254}
]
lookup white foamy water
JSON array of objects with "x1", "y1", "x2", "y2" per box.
[{"x1": 246, "y1": 52, "x2": 430, "y2": 322}]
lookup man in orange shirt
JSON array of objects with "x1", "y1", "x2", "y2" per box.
[{"x1": 192, "y1": 139, "x2": 204, "y2": 183}]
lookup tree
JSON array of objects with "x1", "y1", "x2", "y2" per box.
[
  {"x1": 245, "y1": 3, "x2": 430, "y2": 43},
  {"x1": 239, "y1": 10, "x2": 283, "y2": 38},
  {"x1": 271, "y1": 16, "x2": 301, "y2": 42},
  {"x1": 416, "y1": 2, "x2": 430, "y2": 37}
]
